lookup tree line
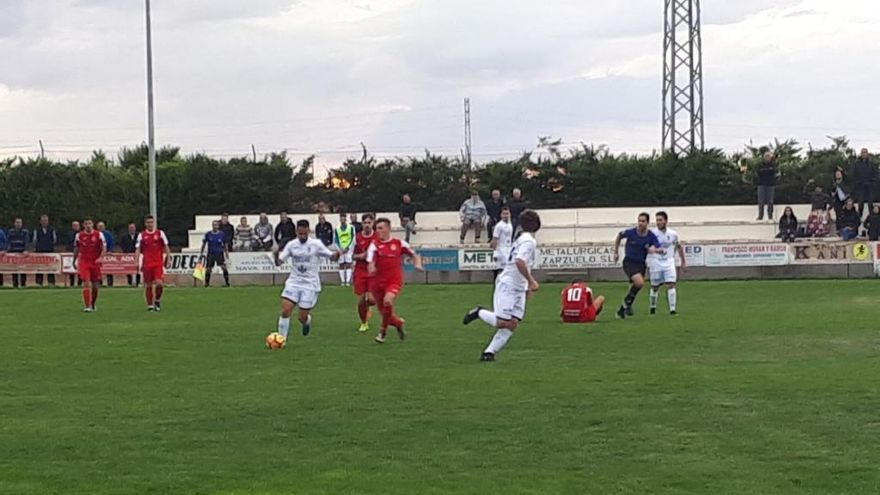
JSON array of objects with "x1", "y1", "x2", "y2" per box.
[{"x1": 0, "y1": 137, "x2": 870, "y2": 245}]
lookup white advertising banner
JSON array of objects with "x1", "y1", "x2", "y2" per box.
[
  {"x1": 704, "y1": 243, "x2": 789, "y2": 267},
  {"x1": 538, "y1": 245, "x2": 619, "y2": 269},
  {"x1": 458, "y1": 249, "x2": 497, "y2": 271}
]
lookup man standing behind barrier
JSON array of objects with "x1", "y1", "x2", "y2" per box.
[
  {"x1": 851, "y1": 148, "x2": 876, "y2": 217},
  {"x1": 275, "y1": 212, "x2": 295, "y2": 250},
  {"x1": 485, "y1": 189, "x2": 505, "y2": 242},
  {"x1": 219, "y1": 213, "x2": 235, "y2": 252},
  {"x1": 66, "y1": 220, "x2": 82, "y2": 287},
  {"x1": 399, "y1": 194, "x2": 417, "y2": 242},
  {"x1": 756, "y1": 152, "x2": 777, "y2": 221},
  {"x1": 97, "y1": 221, "x2": 115, "y2": 287},
  {"x1": 33, "y1": 214, "x2": 57, "y2": 287},
  {"x1": 507, "y1": 188, "x2": 528, "y2": 232},
  {"x1": 7, "y1": 218, "x2": 29, "y2": 288},
  {"x1": 315, "y1": 214, "x2": 334, "y2": 247},
  {"x1": 119, "y1": 222, "x2": 140, "y2": 287}
]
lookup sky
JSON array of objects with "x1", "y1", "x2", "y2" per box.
[{"x1": 1, "y1": 0, "x2": 879, "y2": 167}]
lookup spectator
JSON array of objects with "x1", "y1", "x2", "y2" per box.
[
  {"x1": 850, "y1": 148, "x2": 876, "y2": 217},
  {"x1": 805, "y1": 210, "x2": 832, "y2": 238},
  {"x1": 219, "y1": 213, "x2": 236, "y2": 252},
  {"x1": 315, "y1": 214, "x2": 334, "y2": 247},
  {"x1": 804, "y1": 180, "x2": 828, "y2": 213},
  {"x1": 484, "y1": 189, "x2": 505, "y2": 242},
  {"x1": 838, "y1": 197, "x2": 861, "y2": 241},
  {"x1": 119, "y1": 222, "x2": 141, "y2": 287},
  {"x1": 777, "y1": 207, "x2": 798, "y2": 243},
  {"x1": 234, "y1": 216, "x2": 254, "y2": 252},
  {"x1": 508, "y1": 188, "x2": 528, "y2": 231},
  {"x1": 7, "y1": 218, "x2": 29, "y2": 288},
  {"x1": 0, "y1": 225, "x2": 6, "y2": 287},
  {"x1": 32, "y1": 214, "x2": 58, "y2": 287},
  {"x1": 97, "y1": 221, "x2": 115, "y2": 287},
  {"x1": 756, "y1": 151, "x2": 777, "y2": 221},
  {"x1": 830, "y1": 168, "x2": 850, "y2": 223},
  {"x1": 459, "y1": 190, "x2": 487, "y2": 244},
  {"x1": 253, "y1": 213, "x2": 274, "y2": 251},
  {"x1": 275, "y1": 212, "x2": 295, "y2": 249},
  {"x1": 66, "y1": 220, "x2": 82, "y2": 287},
  {"x1": 399, "y1": 194, "x2": 417, "y2": 242},
  {"x1": 350, "y1": 213, "x2": 363, "y2": 234},
  {"x1": 864, "y1": 204, "x2": 880, "y2": 241}
]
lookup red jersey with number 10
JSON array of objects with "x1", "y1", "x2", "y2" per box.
[
  {"x1": 137, "y1": 229, "x2": 169, "y2": 267},
  {"x1": 561, "y1": 282, "x2": 594, "y2": 322},
  {"x1": 76, "y1": 230, "x2": 106, "y2": 265},
  {"x1": 366, "y1": 237, "x2": 414, "y2": 288}
]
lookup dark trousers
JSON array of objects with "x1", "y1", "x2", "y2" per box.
[
  {"x1": 12, "y1": 274, "x2": 26, "y2": 288},
  {"x1": 0, "y1": 274, "x2": 3, "y2": 286},
  {"x1": 854, "y1": 183, "x2": 873, "y2": 216},
  {"x1": 68, "y1": 274, "x2": 82, "y2": 287},
  {"x1": 106, "y1": 275, "x2": 114, "y2": 287},
  {"x1": 127, "y1": 274, "x2": 141, "y2": 287},
  {"x1": 35, "y1": 274, "x2": 56, "y2": 286}
]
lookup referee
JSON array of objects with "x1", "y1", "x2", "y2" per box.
[
  {"x1": 201, "y1": 220, "x2": 230, "y2": 287},
  {"x1": 612, "y1": 212, "x2": 662, "y2": 319}
]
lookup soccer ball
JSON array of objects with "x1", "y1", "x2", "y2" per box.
[{"x1": 265, "y1": 332, "x2": 286, "y2": 350}]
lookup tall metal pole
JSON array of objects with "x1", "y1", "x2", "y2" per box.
[
  {"x1": 464, "y1": 97, "x2": 472, "y2": 169},
  {"x1": 145, "y1": 0, "x2": 158, "y2": 218},
  {"x1": 662, "y1": 0, "x2": 704, "y2": 155}
]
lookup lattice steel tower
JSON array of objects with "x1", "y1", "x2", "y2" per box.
[{"x1": 662, "y1": 0, "x2": 704, "y2": 155}]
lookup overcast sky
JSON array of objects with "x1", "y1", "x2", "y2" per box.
[{"x1": 1, "y1": 0, "x2": 878, "y2": 166}]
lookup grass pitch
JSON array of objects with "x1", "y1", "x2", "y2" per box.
[{"x1": 1, "y1": 280, "x2": 878, "y2": 494}]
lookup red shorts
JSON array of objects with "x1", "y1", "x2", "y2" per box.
[
  {"x1": 78, "y1": 263, "x2": 102, "y2": 282},
  {"x1": 353, "y1": 270, "x2": 373, "y2": 296},
  {"x1": 371, "y1": 281, "x2": 403, "y2": 301},
  {"x1": 562, "y1": 306, "x2": 597, "y2": 323},
  {"x1": 142, "y1": 264, "x2": 165, "y2": 284}
]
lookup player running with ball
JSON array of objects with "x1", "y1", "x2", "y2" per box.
[
  {"x1": 366, "y1": 218, "x2": 423, "y2": 343},
  {"x1": 462, "y1": 210, "x2": 541, "y2": 362},
  {"x1": 274, "y1": 219, "x2": 340, "y2": 340}
]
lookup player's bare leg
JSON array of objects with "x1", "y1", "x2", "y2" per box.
[
  {"x1": 594, "y1": 295, "x2": 606, "y2": 315},
  {"x1": 298, "y1": 307, "x2": 313, "y2": 336},
  {"x1": 278, "y1": 299, "x2": 296, "y2": 339},
  {"x1": 356, "y1": 292, "x2": 374, "y2": 333},
  {"x1": 382, "y1": 292, "x2": 405, "y2": 340}
]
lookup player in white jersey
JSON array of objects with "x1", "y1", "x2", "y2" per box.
[
  {"x1": 274, "y1": 219, "x2": 340, "y2": 339},
  {"x1": 490, "y1": 206, "x2": 514, "y2": 276},
  {"x1": 648, "y1": 211, "x2": 686, "y2": 315},
  {"x1": 462, "y1": 210, "x2": 541, "y2": 362}
]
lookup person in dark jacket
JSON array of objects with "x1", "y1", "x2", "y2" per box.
[
  {"x1": 118, "y1": 222, "x2": 140, "y2": 287},
  {"x1": 830, "y1": 168, "x2": 849, "y2": 224},
  {"x1": 838, "y1": 198, "x2": 861, "y2": 241},
  {"x1": 97, "y1": 221, "x2": 115, "y2": 287},
  {"x1": 399, "y1": 195, "x2": 417, "y2": 242},
  {"x1": 863, "y1": 204, "x2": 880, "y2": 241},
  {"x1": 777, "y1": 207, "x2": 798, "y2": 243},
  {"x1": 507, "y1": 188, "x2": 528, "y2": 232},
  {"x1": 7, "y1": 218, "x2": 30, "y2": 288},
  {"x1": 756, "y1": 152, "x2": 777, "y2": 221},
  {"x1": 850, "y1": 148, "x2": 876, "y2": 217},
  {"x1": 803, "y1": 180, "x2": 828, "y2": 212},
  {"x1": 349, "y1": 213, "x2": 363, "y2": 234},
  {"x1": 274, "y1": 212, "x2": 295, "y2": 249},
  {"x1": 32, "y1": 214, "x2": 58, "y2": 287},
  {"x1": 66, "y1": 220, "x2": 82, "y2": 287},
  {"x1": 219, "y1": 213, "x2": 235, "y2": 252},
  {"x1": 315, "y1": 214, "x2": 334, "y2": 247},
  {"x1": 484, "y1": 189, "x2": 505, "y2": 242},
  {"x1": 0, "y1": 226, "x2": 6, "y2": 287}
]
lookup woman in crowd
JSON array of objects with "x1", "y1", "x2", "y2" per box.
[
  {"x1": 837, "y1": 197, "x2": 861, "y2": 241},
  {"x1": 777, "y1": 207, "x2": 798, "y2": 243},
  {"x1": 863, "y1": 204, "x2": 880, "y2": 241}
]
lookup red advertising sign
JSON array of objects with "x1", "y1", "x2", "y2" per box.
[
  {"x1": 0, "y1": 253, "x2": 62, "y2": 273},
  {"x1": 61, "y1": 253, "x2": 139, "y2": 275}
]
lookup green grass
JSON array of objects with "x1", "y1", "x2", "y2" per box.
[{"x1": 1, "y1": 280, "x2": 879, "y2": 494}]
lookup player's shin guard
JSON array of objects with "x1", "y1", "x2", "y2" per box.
[
  {"x1": 484, "y1": 328, "x2": 513, "y2": 355},
  {"x1": 357, "y1": 299, "x2": 369, "y2": 323},
  {"x1": 668, "y1": 288, "x2": 677, "y2": 312},
  {"x1": 222, "y1": 269, "x2": 230, "y2": 286},
  {"x1": 381, "y1": 302, "x2": 402, "y2": 330},
  {"x1": 82, "y1": 288, "x2": 92, "y2": 308},
  {"x1": 478, "y1": 309, "x2": 498, "y2": 327},
  {"x1": 278, "y1": 317, "x2": 291, "y2": 338},
  {"x1": 204, "y1": 271, "x2": 212, "y2": 286},
  {"x1": 145, "y1": 286, "x2": 154, "y2": 306},
  {"x1": 155, "y1": 285, "x2": 164, "y2": 302},
  {"x1": 91, "y1": 287, "x2": 99, "y2": 307},
  {"x1": 649, "y1": 287, "x2": 658, "y2": 309},
  {"x1": 624, "y1": 285, "x2": 641, "y2": 307}
]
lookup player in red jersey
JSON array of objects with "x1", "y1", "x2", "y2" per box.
[
  {"x1": 134, "y1": 215, "x2": 171, "y2": 311},
  {"x1": 73, "y1": 218, "x2": 107, "y2": 312},
  {"x1": 351, "y1": 213, "x2": 377, "y2": 333},
  {"x1": 560, "y1": 281, "x2": 606, "y2": 323},
  {"x1": 366, "y1": 217, "x2": 423, "y2": 343}
]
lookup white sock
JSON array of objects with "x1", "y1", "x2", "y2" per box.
[
  {"x1": 668, "y1": 288, "x2": 677, "y2": 312},
  {"x1": 345, "y1": 269, "x2": 352, "y2": 284},
  {"x1": 478, "y1": 309, "x2": 498, "y2": 327},
  {"x1": 484, "y1": 328, "x2": 513, "y2": 355},
  {"x1": 338, "y1": 270, "x2": 345, "y2": 284},
  {"x1": 649, "y1": 287, "x2": 658, "y2": 309},
  {"x1": 278, "y1": 317, "x2": 291, "y2": 338}
]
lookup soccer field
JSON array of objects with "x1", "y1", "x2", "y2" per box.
[{"x1": 1, "y1": 281, "x2": 878, "y2": 494}]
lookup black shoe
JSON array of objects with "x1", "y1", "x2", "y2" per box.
[
  {"x1": 154, "y1": 301, "x2": 162, "y2": 312},
  {"x1": 615, "y1": 306, "x2": 626, "y2": 320},
  {"x1": 670, "y1": 310, "x2": 677, "y2": 316},
  {"x1": 463, "y1": 306, "x2": 483, "y2": 325},
  {"x1": 480, "y1": 352, "x2": 496, "y2": 362},
  {"x1": 650, "y1": 307, "x2": 656, "y2": 315},
  {"x1": 625, "y1": 306, "x2": 634, "y2": 317}
]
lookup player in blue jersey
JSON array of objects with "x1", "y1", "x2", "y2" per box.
[
  {"x1": 612, "y1": 212, "x2": 663, "y2": 319},
  {"x1": 201, "y1": 220, "x2": 230, "y2": 287}
]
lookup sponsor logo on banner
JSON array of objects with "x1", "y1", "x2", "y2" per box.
[
  {"x1": 0, "y1": 252, "x2": 62, "y2": 273},
  {"x1": 61, "y1": 253, "x2": 138, "y2": 275},
  {"x1": 704, "y1": 243, "x2": 788, "y2": 267},
  {"x1": 166, "y1": 253, "x2": 203, "y2": 274},
  {"x1": 791, "y1": 242, "x2": 872, "y2": 264},
  {"x1": 459, "y1": 249, "x2": 497, "y2": 271},
  {"x1": 538, "y1": 245, "x2": 619, "y2": 269},
  {"x1": 405, "y1": 249, "x2": 458, "y2": 271},
  {"x1": 682, "y1": 244, "x2": 705, "y2": 267}
]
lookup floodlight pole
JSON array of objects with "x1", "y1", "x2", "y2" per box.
[{"x1": 145, "y1": 0, "x2": 158, "y2": 219}]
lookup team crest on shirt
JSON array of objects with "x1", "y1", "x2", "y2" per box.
[{"x1": 391, "y1": 245, "x2": 397, "y2": 251}]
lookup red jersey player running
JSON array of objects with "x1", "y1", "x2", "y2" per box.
[
  {"x1": 560, "y1": 281, "x2": 606, "y2": 323},
  {"x1": 351, "y1": 213, "x2": 377, "y2": 333},
  {"x1": 366, "y1": 217, "x2": 423, "y2": 343},
  {"x1": 73, "y1": 218, "x2": 107, "y2": 312},
  {"x1": 135, "y1": 215, "x2": 171, "y2": 311}
]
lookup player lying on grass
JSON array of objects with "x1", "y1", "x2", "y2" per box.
[
  {"x1": 274, "y1": 219, "x2": 340, "y2": 340},
  {"x1": 462, "y1": 210, "x2": 541, "y2": 362},
  {"x1": 560, "y1": 280, "x2": 605, "y2": 323}
]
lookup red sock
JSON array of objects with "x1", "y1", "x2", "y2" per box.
[
  {"x1": 155, "y1": 285, "x2": 164, "y2": 301},
  {"x1": 91, "y1": 287, "x2": 99, "y2": 306},
  {"x1": 382, "y1": 303, "x2": 403, "y2": 329},
  {"x1": 146, "y1": 286, "x2": 154, "y2": 305},
  {"x1": 357, "y1": 300, "x2": 369, "y2": 323},
  {"x1": 82, "y1": 289, "x2": 92, "y2": 308}
]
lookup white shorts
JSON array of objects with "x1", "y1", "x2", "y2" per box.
[
  {"x1": 281, "y1": 282, "x2": 319, "y2": 310},
  {"x1": 650, "y1": 265, "x2": 677, "y2": 286},
  {"x1": 338, "y1": 251, "x2": 353, "y2": 264},
  {"x1": 493, "y1": 281, "x2": 527, "y2": 321}
]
